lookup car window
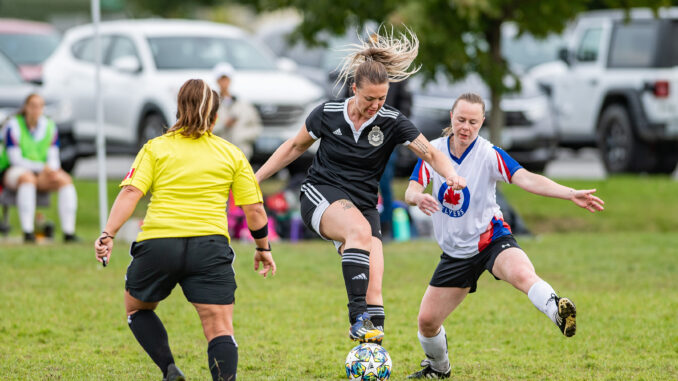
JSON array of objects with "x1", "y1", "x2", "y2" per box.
[
  {"x1": 106, "y1": 36, "x2": 140, "y2": 66},
  {"x1": 71, "y1": 36, "x2": 113, "y2": 63},
  {"x1": 0, "y1": 33, "x2": 60, "y2": 65},
  {"x1": 147, "y1": 36, "x2": 277, "y2": 70},
  {"x1": 502, "y1": 32, "x2": 562, "y2": 70},
  {"x1": 0, "y1": 52, "x2": 23, "y2": 85},
  {"x1": 608, "y1": 22, "x2": 658, "y2": 68},
  {"x1": 575, "y1": 27, "x2": 602, "y2": 62}
]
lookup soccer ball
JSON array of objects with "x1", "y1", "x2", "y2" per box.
[{"x1": 345, "y1": 343, "x2": 392, "y2": 380}]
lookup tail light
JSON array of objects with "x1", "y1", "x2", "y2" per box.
[{"x1": 653, "y1": 80, "x2": 669, "y2": 98}]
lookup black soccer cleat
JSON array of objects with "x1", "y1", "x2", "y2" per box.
[
  {"x1": 553, "y1": 295, "x2": 577, "y2": 337},
  {"x1": 163, "y1": 363, "x2": 186, "y2": 381},
  {"x1": 407, "y1": 359, "x2": 451, "y2": 379}
]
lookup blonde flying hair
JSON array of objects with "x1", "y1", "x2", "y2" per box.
[
  {"x1": 167, "y1": 79, "x2": 220, "y2": 138},
  {"x1": 442, "y1": 93, "x2": 486, "y2": 137},
  {"x1": 336, "y1": 26, "x2": 421, "y2": 90}
]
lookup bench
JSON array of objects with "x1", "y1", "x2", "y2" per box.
[{"x1": 0, "y1": 188, "x2": 51, "y2": 235}]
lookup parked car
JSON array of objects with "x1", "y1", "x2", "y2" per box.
[
  {"x1": 0, "y1": 50, "x2": 76, "y2": 172},
  {"x1": 551, "y1": 8, "x2": 678, "y2": 173},
  {"x1": 0, "y1": 18, "x2": 60, "y2": 83},
  {"x1": 258, "y1": 22, "x2": 562, "y2": 173},
  {"x1": 42, "y1": 19, "x2": 324, "y2": 169}
]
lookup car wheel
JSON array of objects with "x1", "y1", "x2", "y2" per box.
[
  {"x1": 138, "y1": 113, "x2": 166, "y2": 149},
  {"x1": 597, "y1": 105, "x2": 651, "y2": 173}
]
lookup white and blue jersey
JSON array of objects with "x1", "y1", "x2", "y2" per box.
[{"x1": 409, "y1": 135, "x2": 523, "y2": 259}]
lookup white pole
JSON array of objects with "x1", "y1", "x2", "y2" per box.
[{"x1": 92, "y1": 0, "x2": 108, "y2": 231}]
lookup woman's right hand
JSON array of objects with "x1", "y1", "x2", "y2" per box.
[
  {"x1": 254, "y1": 249, "x2": 276, "y2": 278},
  {"x1": 415, "y1": 193, "x2": 440, "y2": 216},
  {"x1": 94, "y1": 233, "x2": 113, "y2": 265}
]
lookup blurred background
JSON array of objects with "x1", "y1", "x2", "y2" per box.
[{"x1": 1, "y1": 0, "x2": 678, "y2": 241}]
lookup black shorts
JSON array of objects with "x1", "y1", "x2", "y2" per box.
[
  {"x1": 429, "y1": 235, "x2": 521, "y2": 293},
  {"x1": 125, "y1": 234, "x2": 237, "y2": 304},
  {"x1": 299, "y1": 183, "x2": 381, "y2": 248}
]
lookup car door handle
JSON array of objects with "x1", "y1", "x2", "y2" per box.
[{"x1": 588, "y1": 78, "x2": 598, "y2": 86}]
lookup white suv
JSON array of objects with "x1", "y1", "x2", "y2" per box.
[
  {"x1": 42, "y1": 19, "x2": 323, "y2": 165},
  {"x1": 552, "y1": 8, "x2": 678, "y2": 173}
]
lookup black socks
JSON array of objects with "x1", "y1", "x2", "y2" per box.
[
  {"x1": 342, "y1": 248, "x2": 370, "y2": 324},
  {"x1": 208, "y1": 335, "x2": 238, "y2": 381},
  {"x1": 127, "y1": 310, "x2": 175, "y2": 377}
]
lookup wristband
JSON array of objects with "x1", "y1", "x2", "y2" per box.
[
  {"x1": 249, "y1": 224, "x2": 268, "y2": 239},
  {"x1": 255, "y1": 243, "x2": 272, "y2": 252}
]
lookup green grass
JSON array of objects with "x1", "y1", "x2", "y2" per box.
[{"x1": 1, "y1": 176, "x2": 677, "y2": 380}]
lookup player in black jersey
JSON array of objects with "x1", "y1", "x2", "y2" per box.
[{"x1": 256, "y1": 27, "x2": 466, "y2": 344}]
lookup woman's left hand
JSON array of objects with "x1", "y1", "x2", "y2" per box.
[
  {"x1": 254, "y1": 250, "x2": 276, "y2": 278},
  {"x1": 571, "y1": 189, "x2": 605, "y2": 212}
]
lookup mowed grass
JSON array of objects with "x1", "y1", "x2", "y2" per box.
[{"x1": 0, "y1": 176, "x2": 677, "y2": 380}]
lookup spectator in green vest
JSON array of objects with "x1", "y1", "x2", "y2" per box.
[{"x1": 0, "y1": 93, "x2": 78, "y2": 242}]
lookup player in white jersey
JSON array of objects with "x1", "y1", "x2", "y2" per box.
[{"x1": 404, "y1": 93, "x2": 605, "y2": 379}]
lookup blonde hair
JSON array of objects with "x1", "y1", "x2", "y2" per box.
[
  {"x1": 167, "y1": 79, "x2": 220, "y2": 138},
  {"x1": 442, "y1": 93, "x2": 486, "y2": 137},
  {"x1": 336, "y1": 26, "x2": 420, "y2": 90}
]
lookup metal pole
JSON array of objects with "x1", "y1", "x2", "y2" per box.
[{"x1": 92, "y1": 0, "x2": 108, "y2": 231}]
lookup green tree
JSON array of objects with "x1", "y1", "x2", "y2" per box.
[{"x1": 231, "y1": 0, "x2": 671, "y2": 145}]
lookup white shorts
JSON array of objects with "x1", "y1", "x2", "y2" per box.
[{"x1": 2, "y1": 166, "x2": 33, "y2": 190}]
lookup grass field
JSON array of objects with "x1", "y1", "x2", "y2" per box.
[{"x1": 1, "y1": 176, "x2": 677, "y2": 380}]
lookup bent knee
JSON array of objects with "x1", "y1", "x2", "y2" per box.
[
  {"x1": 345, "y1": 223, "x2": 372, "y2": 248},
  {"x1": 18, "y1": 171, "x2": 37, "y2": 184},
  {"x1": 418, "y1": 313, "x2": 441, "y2": 336}
]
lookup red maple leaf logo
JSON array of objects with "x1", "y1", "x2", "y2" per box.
[{"x1": 444, "y1": 190, "x2": 461, "y2": 205}]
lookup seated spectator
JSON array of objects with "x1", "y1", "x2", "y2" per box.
[{"x1": 0, "y1": 93, "x2": 78, "y2": 242}]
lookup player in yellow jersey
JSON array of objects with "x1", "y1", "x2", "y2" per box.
[{"x1": 94, "y1": 79, "x2": 275, "y2": 381}]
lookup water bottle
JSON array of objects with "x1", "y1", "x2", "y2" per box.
[
  {"x1": 289, "y1": 212, "x2": 303, "y2": 243},
  {"x1": 392, "y1": 208, "x2": 411, "y2": 241}
]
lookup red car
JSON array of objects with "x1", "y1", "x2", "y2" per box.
[{"x1": 0, "y1": 18, "x2": 60, "y2": 83}]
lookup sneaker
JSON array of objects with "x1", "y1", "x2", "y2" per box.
[
  {"x1": 163, "y1": 363, "x2": 186, "y2": 381},
  {"x1": 63, "y1": 234, "x2": 81, "y2": 243},
  {"x1": 407, "y1": 359, "x2": 451, "y2": 379},
  {"x1": 349, "y1": 312, "x2": 384, "y2": 343},
  {"x1": 552, "y1": 295, "x2": 576, "y2": 337},
  {"x1": 23, "y1": 232, "x2": 36, "y2": 243}
]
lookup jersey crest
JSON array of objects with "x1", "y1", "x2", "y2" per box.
[
  {"x1": 437, "y1": 183, "x2": 471, "y2": 218},
  {"x1": 368, "y1": 126, "x2": 384, "y2": 146}
]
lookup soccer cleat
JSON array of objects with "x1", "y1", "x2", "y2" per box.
[
  {"x1": 23, "y1": 232, "x2": 36, "y2": 243},
  {"x1": 407, "y1": 359, "x2": 451, "y2": 379},
  {"x1": 349, "y1": 312, "x2": 384, "y2": 343},
  {"x1": 64, "y1": 233, "x2": 82, "y2": 243},
  {"x1": 163, "y1": 363, "x2": 186, "y2": 381},
  {"x1": 553, "y1": 295, "x2": 576, "y2": 337}
]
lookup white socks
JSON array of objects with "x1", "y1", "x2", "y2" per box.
[
  {"x1": 417, "y1": 325, "x2": 449, "y2": 372},
  {"x1": 58, "y1": 184, "x2": 77, "y2": 235},
  {"x1": 17, "y1": 183, "x2": 36, "y2": 233},
  {"x1": 527, "y1": 280, "x2": 559, "y2": 325}
]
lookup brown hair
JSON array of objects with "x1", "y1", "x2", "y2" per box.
[
  {"x1": 336, "y1": 26, "x2": 420, "y2": 90},
  {"x1": 442, "y1": 93, "x2": 486, "y2": 137},
  {"x1": 19, "y1": 93, "x2": 43, "y2": 116},
  {"x1": 167, "y1": 79, "x2": 219, "y2": 138}
]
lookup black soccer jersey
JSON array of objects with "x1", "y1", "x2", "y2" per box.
[{"x1": 303, "y1": 98, "x2": 421, "y2": 208}]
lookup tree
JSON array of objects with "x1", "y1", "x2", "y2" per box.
[{"x1": 232, "y1": 0, "x2": 672, "y2": 144}]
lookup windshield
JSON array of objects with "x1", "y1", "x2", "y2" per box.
[
  {"x1": 0, "y1": 33, "x2": 60, "y2": 65},
  {"x1": 0, "y1": 53, "x2": 23, "y2": 85},
  {"x1": 147, "y1": 36, "x2": 277, "y2": 70},
  {"x1": 502, "y1": 33, "x2": 563, "y2": 70}
]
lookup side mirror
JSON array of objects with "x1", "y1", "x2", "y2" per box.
[
  {"x1": 558, "y1": 47, "x2": 570, "y2": 66},
  {"x1": 111, "y1": 56, "x2": 141, "y2": 73}
]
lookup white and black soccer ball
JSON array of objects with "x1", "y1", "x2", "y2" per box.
[{"x1": 345, "y1": 343, "x2": 392, "y2": 380}]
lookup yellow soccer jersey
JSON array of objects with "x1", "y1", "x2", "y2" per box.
[{"x1": 120, "y1": 131, "x2": 263, "y2": 241}]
